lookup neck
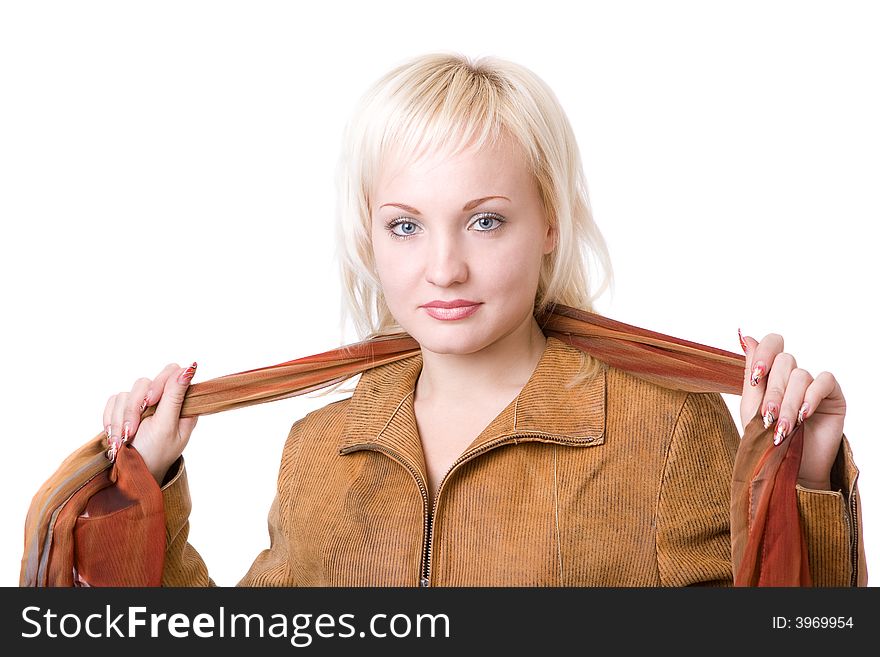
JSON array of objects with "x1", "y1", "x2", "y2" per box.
[{"x1": 415, "y1": 314, "x2": 548, "y2": 404}]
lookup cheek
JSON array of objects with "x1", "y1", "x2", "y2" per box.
[
  {"x1": 370, "y1": 231, "x2": 396, "y2": 281},
  {"x1": 372, "y1": 243, "x2": 416, "y2": 305},
  {"x1": 488, "y1": 237, "x2": 546, "y2": 286}
]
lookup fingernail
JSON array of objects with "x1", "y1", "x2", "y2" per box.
[
  {"x1": 750, "y1": 362, "x2": 765, "y2": 386},
  {"x1": 122, "y1": 421, "x2": 131, "y2": 443},
  {"x1": 773, "y1": 419, "x2": 790, "y2": 446},
  {"x1": 106, "y1": 427, "x2": 119, "y2": 461},
  {"x1": 178, "y1": 361, "x2": 198, "y2": 385},
  {"x1": 762, "y1": 402, "x2": 777, "y2": 429},
  {"x1": 797, "y1": 401, "x2": 810, "y2": 426},
  {"x1": 738, "y1": 328, "x2": 748, "y2": 354},
  {"x1": 140, "y1": 391, "x2": 151, "y2": 413}
]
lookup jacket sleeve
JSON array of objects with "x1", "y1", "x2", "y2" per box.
[
  {"x1": 160, "y1": 416, "x2": 306, "y2": 587},
  {"x1": 657, "y1": 392, "x2": 866, "y2": 587},
  {"x1": 727, "y1": 404, "x2": 865, "y2": 586},
  {"x1": 793, "y1": 437, "x2": 864, "y2": 586},
  {"x1": 656, "y1": 391, "x2": 740, "y2": 586},
  {"x1": 692, "y1": 393, "x2": 867, "y2": 587},
  {"x1": 160, "y1": 457, "x2": 215, "y2": 586}
]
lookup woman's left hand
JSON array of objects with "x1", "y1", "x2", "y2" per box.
[{"x1": 738, "y1": 330, "x2": 847, "y2": 491}]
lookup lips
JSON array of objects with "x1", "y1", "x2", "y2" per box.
[
  {"x1": 421, "y1": 299, "x2": 480, "y2": 309},
  {"x1": 420, "y1": 299, "x2": 482, "y2": 321}
]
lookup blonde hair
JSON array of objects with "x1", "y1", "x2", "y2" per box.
[{"x1": 330, "y1": 51, "x2": 614, "y2": 384}]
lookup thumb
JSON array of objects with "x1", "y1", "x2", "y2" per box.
[
  {"x1": 737, "y1": 331, "x2": 762, "y2": 427},
  {"x1": 154, "y1": 361, "x2": 197, "y2": 426}
]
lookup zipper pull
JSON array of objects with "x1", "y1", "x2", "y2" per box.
[{"x1": 419, "y1": 577, "x2": 430, "y2": 587}]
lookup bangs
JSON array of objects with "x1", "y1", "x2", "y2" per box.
[
  {"x1": 386, "y1": 68, "x2": 504, "y2": 163},
  {"x1": 359, "y1": 59, "x2": 523, "y2": 203}
]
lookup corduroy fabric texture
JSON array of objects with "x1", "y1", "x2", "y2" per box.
[
  {"x1": 18, "y1": 304, "x2": 793, "y2": 586},
  {"x1": 160, "y1": 337, "x2": 863, "y2": 587}
]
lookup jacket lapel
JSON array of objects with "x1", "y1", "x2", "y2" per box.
[{"x1": 338, "y1": 337, "x2": 607, "y2": 481}]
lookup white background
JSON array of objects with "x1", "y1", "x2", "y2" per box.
[{"x1": 2, "y1": 0, "x2": 877, "y2": 586}]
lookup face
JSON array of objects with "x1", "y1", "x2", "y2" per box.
[{"x1": 370, "y1": 133, "x2": 555, "y2": 356}]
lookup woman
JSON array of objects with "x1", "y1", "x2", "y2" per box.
[{"x1": 101, "y1": 53, "x2": 862, "y2": 586}]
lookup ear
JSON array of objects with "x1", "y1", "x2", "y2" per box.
[{"x1": 542, "y1": 221, "x2": 557, "y2": 255}]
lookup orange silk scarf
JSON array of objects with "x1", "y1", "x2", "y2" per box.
[{"x1": 20, "y1": 304, "x2": 806, "y2": 586}]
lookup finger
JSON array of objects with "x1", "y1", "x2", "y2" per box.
[
  {"x1": 123, "y1": 377, "x2": 153, "y2": 440},
  {"x1": 799, "y1": 371, "x2": 846, "y2": 425},
  {"x1": 739, "y1": 332, "x2": 783, "y2": 424},
  {"x1": 749, "y1": 332, "x2": 784, "y2": 387},
  {"x1": 110, "y1": 392, "x2": 129, "y2": 453},
  {"x1": 102, "y1": 394, "x2": 116, "y2": 439},
  {"x1": 153, "y1": 361, "x2": 198, "y2": 427},
  {"x1": 737, "y1": 328, "x2": 758, "y2": 373},
  {"x1": 774, "y1": 366, "x2": 812, "y2": 445},
  {"x1": 145, "y1": 363, "x2": 183, "y2": 409},
  {"x1": 759, "y1": 350, "x2": 797, "y2": 427}
]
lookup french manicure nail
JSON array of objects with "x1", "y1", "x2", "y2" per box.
[
  {"x1": 738, "y1": 328, "x2": 748, "y2": 354},
  {"x1": 106, "y1": 428, "x2": 119, "y2": 461},
  {"x1": 797, "y1": 402, "x2": 810, "y2": 425},
  {"x1": 750, "y1": 362, "x2": 765, "y2": 386},
  {"x1": 178, "y1": 362, "x2": 198, "y2": 385},
  {"x1": 773, "y1": 419, "x2": 789, "y2": 446},
  {"x1": 140, "y1": 393, "x2": 150, "y2": 413},
  {"x1": 122, "y1": 421, "x2": 131, "y2": 442},
  {"x1": 762, "y1": 403, "x2": 776, "y2": 429}
]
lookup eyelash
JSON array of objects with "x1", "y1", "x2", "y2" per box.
[{"x1": 384, "y1": 212, "x2": 507, "y2": 241}]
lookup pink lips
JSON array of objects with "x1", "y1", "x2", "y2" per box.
[{"x1": 420, "y1": 299, "x2": 481, "y2": 321}]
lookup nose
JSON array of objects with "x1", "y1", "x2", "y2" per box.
[{"x1": 424, "y1": 233, "x2": 468, "y2": 288}]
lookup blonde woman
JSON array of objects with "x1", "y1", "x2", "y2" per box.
[{"x1": 102, "y1": 53, "x2": 862, "y2": 586}]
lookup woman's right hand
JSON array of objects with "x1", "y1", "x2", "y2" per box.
[{"x1": 103, "y1": 362, "x2": 199, "y2": 485}]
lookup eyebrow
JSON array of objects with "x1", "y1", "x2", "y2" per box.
[{"x1": 379, "y1": 196, "x2": 511, "y2": 215}]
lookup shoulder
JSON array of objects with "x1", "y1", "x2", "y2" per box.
[
  {"x1": 605, "y1": 365, "x2": 692, "y2": 420},
  {"x1": 565, "y1": 337, "x2": 735, "y2": 440},
  {"x1": 287, "y1": 396, "x2": 353, "y2": 440},
  {"x1": 274, "y1": 396, "x2": 355, "y2": 474},
  {"x1": 599, "y1": 361, "x2": 739, "y2": 464},
  {"x1": 547, "y1": 336, "x2": 693, "y2": 414}
]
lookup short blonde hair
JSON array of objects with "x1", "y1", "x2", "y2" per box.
[{"x1": 334, "y1": 52, "x2": 613, "y2": 357}]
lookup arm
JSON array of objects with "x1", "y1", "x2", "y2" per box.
[
  {"x1": 161, "y1": 416, "x2": 306, "y2": 587},
  {"x1": 159, "y1": 457, "x2": 215, "y2": 586},
  {"x1": 729, "y1": 410, "x2": 865, "y2": 586},
  {"x1": 733, "y1": 330, "x2": 864, "y2": 584},
  {"x1": 732, "y1": 417, "x2": 866, "y2": 587},
  {"x1": 796, "y1": 436, "x2": 865, "y2": 587},
  {"x1": 656, "y1": 392, "x2": 739, "y2": 586}
]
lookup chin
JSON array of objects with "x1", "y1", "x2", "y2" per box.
[{"x1": 405, "y1": 317, "x2": 503, "y2": 356}]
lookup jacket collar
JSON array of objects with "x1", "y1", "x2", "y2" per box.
[{"x1": 338, "y1": 336, "x2": 606, "y2": 469}]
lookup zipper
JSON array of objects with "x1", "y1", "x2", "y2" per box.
[
  {"x1": 339, "y1": 443, "x2": 430, "y2": 587},
  {"x1": 849, "y1": 489, "x2": 859, "y2": 586},
  {"x1": 421, "y1": 431, "x2": 599, "y2": 587},
  {"x1": 344, "y1": 431, "x2": 599, "y2": 587}
]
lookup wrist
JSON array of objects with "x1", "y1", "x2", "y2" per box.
[
  {"x1": 150, "y1": 465, "x2": 170, "y2": 486},
  {"x1": 797, "y1": 478, "x2": 832, "y2": 491},
  {"x1": 134, "y1": 443, "x2": 171, "y2": 486}
]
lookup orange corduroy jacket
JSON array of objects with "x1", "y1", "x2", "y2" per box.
[{"x1": 160, "y1": 336, "x2": 864, "y2": 587}]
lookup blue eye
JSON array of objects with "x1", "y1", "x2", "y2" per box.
[
  {"x1": 385, "y1": 218, "x2": 421, "y2": 240},
  {"x1": 470, "y1": 213, "x2": 505, "y2": 232},
  {"x1": 384, "y1": 212, "x2": 506, "y2": 241},
  {"x1": 394, "y1": 221, "x2": 418, "y2": 236}
]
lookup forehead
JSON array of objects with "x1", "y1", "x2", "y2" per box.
[{"x1": 376, "y1": 134, "x2": 533, "y2": 195}]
